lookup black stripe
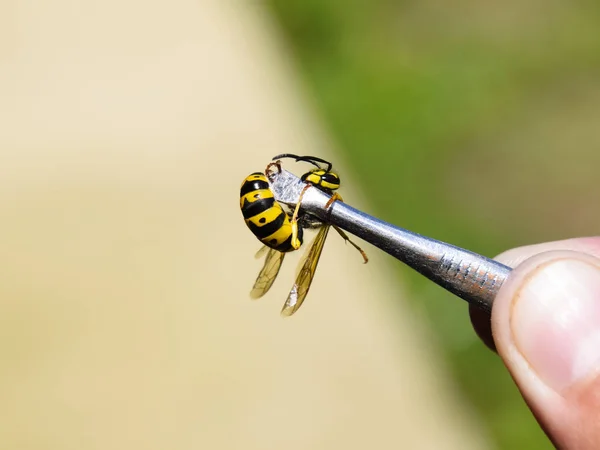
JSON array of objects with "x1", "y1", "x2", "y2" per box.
[
  {"x1": 241, "y1": 197, "x2": 275, "y2": 219},
  {"x1": 275, "y1": 226, "x2": 303, "y2": 252},
  {"x1": 240, "y1": 178, "x2": 269, "y2": 197},
  {"x1": 322, "y1": 173, "x2": 339, "y2": 184},
  {"x1": 248, "y1": 211, "x2": 286, "y2": 238}
]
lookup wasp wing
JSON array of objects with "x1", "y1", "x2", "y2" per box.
[
  {"x1": 254, "y1": 245, "x2": 270, "y2": 259},
  {"x1": 250, "y1": 247, "x2": 285, "y2": 299},
  {"x1": 281, "y1": 225, "x2": 330, "y2": 317}
]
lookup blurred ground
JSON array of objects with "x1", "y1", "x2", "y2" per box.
[
  {"x1": 267, "y1": 1, "x2": 600, "y2": 448},
  {"x1": 0, "y1": 1, "x2": 490, "y2": 449}
]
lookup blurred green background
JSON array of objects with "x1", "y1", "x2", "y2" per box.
[{"x1": 267, "y1": 2, "x2": 600, "y2": 448}]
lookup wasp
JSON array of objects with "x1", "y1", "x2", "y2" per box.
[{"x1": 240, "y1": 154, "x2": 367, "y2": 316}]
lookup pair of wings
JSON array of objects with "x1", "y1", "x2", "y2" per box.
[{"x1": 250, "y1": 225, "x2": 330, "y2": 316}]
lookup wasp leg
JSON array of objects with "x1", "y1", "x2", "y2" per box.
[
  {"x1": 332, "y1": 225, "x2": 368, "y2": 264},
  {"x1": 290, "y1": 183, "x2": 311, "y2": 249},
  {"x1": 323, "y1": 191, "x2": 344, "y2": 223},
  {"x1": 324, "y1": 192, "x2": 343, "y2": 210},
  {"x1": 265, "y1": 160, "x2": 282, "y2": 181}
]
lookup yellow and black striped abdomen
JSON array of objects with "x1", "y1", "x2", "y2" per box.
[{"x1": 240, "y1": 172, "x2": 303, "y2": 252}]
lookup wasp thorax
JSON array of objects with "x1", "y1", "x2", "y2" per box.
[{"x1": 301, "y1": 169, "x2": 340, "y2": 192}]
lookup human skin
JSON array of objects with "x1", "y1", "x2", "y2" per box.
[{"x1": 471, "y1": 237, "x2": 600, "y2": 449}]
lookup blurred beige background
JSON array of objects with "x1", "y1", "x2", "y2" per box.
[{"x1": 0, "y1": 1, "x2": 490, "y2": 448}]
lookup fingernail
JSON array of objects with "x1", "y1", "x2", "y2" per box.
[{"x1": 510, "y1": 258, "x2": 600, "y2": 392}]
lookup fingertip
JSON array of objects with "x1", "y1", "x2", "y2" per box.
[
  {"x1": 494, "y1": 237, "x2": 600, "y2": 268},
  {"x1": 492, "y1": 250, "x2": 600, "y2": 389},
  {"x1": 471, "y1": 236, "x2": 600, "y2": 351},
  {"x1": 491, "y1": 249, "x2": 600, "y2": 447}
]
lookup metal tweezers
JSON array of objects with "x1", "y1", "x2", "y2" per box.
[{"x1": 270, "y1": 169, "x2": 512, "y2": 313}]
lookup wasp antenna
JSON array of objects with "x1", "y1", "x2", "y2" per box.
[
  {"x1": 273, "y1": 154, "x2": 333, "y2": 172},
  {"x1": 301, "y1": 155, "x2": 332, "y2": 172},
  {"x1": 273, "y1": 153, "x2": 322, "y2": 170},
  {"x1": 272, "y1": 153, "x2": 302, "y2": 162}
]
